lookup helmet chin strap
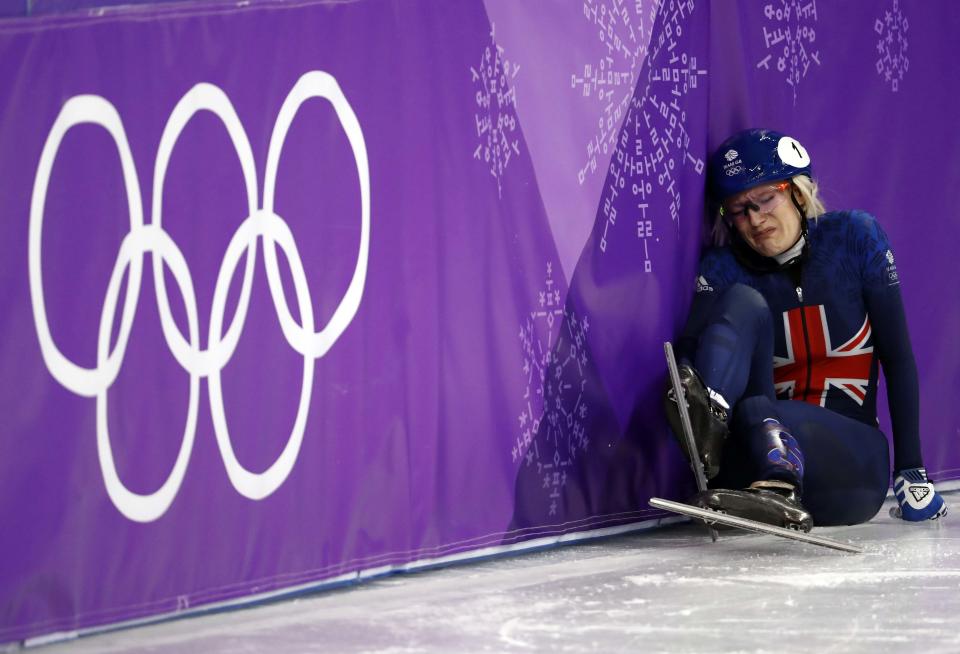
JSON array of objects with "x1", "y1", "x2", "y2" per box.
[
  {"x1": 788, "y1": 179, "x2": 809, "y2": 240},
  {"x1": 779, "y1": 179, "x2": 810, "y2": 267}
]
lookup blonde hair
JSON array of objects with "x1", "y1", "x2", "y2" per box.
[{"x1": 710, "y1": 175, "x2": 825, "y2": 246}]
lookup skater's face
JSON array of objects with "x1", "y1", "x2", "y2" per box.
[{"x1": 723, "y1": 180, "x2": 802, "y2": 258}]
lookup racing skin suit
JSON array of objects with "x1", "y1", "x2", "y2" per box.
[{"x1": 676, "y1": 210, "x2": 920, "y2": 525}]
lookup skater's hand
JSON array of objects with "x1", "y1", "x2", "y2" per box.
[{"x1": 890, "y1": 468, "x2": 947, "y2": 521}]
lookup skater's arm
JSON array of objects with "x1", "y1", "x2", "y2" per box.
[
  {"x1": 865, "y1": 283, "x2": 921, "y2": 471},
  {"x1": 856, "y1": 212, "x2": 923, "y2": 472}
]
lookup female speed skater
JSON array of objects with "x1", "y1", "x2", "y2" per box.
[{"x1": 666, "y1": 128, "x2": 947, "y2": 530}]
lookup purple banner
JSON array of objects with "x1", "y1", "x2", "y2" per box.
[{"x1": 1, "y1": 0, "x2": 958, "y2": 645}]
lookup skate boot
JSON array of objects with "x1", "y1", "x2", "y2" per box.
[
  {"x1": 664, "y1": 364, "x2": 729, "y2": 479},
  {"x1": 693, "y1": 480, "x2": 813, "y2": 532}
]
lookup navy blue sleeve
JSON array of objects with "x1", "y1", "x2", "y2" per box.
[
  {"x1": 675, "y1": 249, "x2": 736, "y2": 365},
  {"x1": 854, "y1": 212, "x2": 923, "y2": 472}
]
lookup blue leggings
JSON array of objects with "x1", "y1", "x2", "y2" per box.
[{"x1": 693, "y1": 284, "x2": 889, "y2": 526}]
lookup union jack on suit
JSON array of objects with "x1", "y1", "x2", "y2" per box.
[
  {"x1": 680, "y1": 210, "x2": 921, "y2": 479},
  {"x1": 773, "y1": 306, "x2": 873, "y2": 408}
]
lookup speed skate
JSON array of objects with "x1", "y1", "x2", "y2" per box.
[{"x1": 650, "y1": 497, "x2": 864, "y2": 553}]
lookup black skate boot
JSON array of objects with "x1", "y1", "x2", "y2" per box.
[
  {"x1": 664, "y1": 364, "x2": 729, "y2": 479},
  {"x1": 693, "y1": 480, "x2": 813, "y2": 532}
]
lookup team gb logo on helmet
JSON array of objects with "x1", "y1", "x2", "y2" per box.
[{"x1": 28, "y1": 71, "x2": 371, "y2": 522}]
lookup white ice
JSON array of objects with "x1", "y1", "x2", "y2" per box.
[{"x1": 37, "y1": 493, "x2": 960, "y2": 653}]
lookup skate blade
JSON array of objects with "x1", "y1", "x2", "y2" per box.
[{"x1": 650, "y1": 497, "x2": 863, "y2": 554}]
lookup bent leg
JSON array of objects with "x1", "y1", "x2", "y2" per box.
[
  {"x1": 693, "y1": 283, "x2": 776, "y2": 406},
  {"x1": 712, "y1": 394, "x2": 804, "y2": 491},
  {"x1": 713, "y1": 400, "x2": 889, "y2": 526},
  {"x1": 676, "y1": 284, "x2": 797, "y2": 489},
  {"x1": 777, "y1": 401, "x2": 889, "y2": 526}
]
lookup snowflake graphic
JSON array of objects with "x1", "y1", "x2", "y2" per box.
[
  {"x1": 516, "y1": 262, "x2": 590, "y2": 516},
  {"x1": 755, "y1": 0, "x2": 821, "y2": 104},
  {"x1": 595, "y1": 0, "x2": 708, "y2": 268},
  {"x1": 874, "y1": 0, "x2": 909, "y2": 92},
  {"x1": 572, "y1": 0, "x2": 657, "y2": 186},
  {"x1": 471, "y1": 22, "x2": 521, "y2": 198}
]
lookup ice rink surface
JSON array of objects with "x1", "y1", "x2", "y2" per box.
[{"x1": 37, "y1": 493, "x2": 960, "y2": 653}]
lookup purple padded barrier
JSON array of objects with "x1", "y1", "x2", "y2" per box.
[
  {"x1": 0, "y1": 2, "x2": 23, "y2": 18},
  {"x1": 26, "y1": 0, "x2": 183, "y2": 15},
  {"x1": 0, "y1": 0, "x2": 957, "y2": 645}
]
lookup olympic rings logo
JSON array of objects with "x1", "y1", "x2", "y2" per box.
[{"x1": 28, "y1": 71, "x2": 370, "y2": 522}]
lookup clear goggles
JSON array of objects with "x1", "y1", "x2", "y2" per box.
[{"x1": 721, "y1": 181, "x2": 791, "y2": 223}]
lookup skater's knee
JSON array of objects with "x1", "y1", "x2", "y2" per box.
[
  {"x1": 720, "y1": 284, "x2": 769, "y2": 314},
  {"x1": 716, "y1": 284, "x2": 772, "y2": 333}
]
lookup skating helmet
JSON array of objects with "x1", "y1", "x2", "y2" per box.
[{"x1": 708, "y1": 128, "x2": 812, "y2": 202}]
